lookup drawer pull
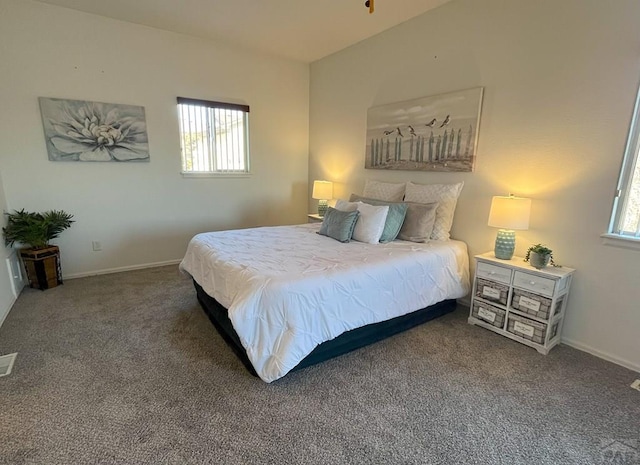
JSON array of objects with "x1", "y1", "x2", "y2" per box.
[{"x1": 530, "y1": 281, "x2": 535, "y2": 285}]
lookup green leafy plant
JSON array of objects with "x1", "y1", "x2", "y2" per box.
[
  {"x1": 524, "y1": 243, "x2": 557, "y2": 267},
  {"x1": 2, "y1": 209, "x2": 74, "y2": 249}
]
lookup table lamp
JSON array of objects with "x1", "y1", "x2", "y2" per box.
[
  {"x1": 488, "y1": 194, "x2": 531, "y2": 260},
  {"x1": 312, "y1": 180, "x2": 333, "y2": 217}
]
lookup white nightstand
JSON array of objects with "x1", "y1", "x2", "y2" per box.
[
  {"x1": 468, "y1": 252, "x2": 575, "y2": 354},
  {"x1": 307, "y1": 214, "x2": 323, "y2": 223}
]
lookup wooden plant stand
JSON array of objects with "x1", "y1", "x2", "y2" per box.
[{"x1": 20, "y1": 246, "x2": 63, "y2": 290}]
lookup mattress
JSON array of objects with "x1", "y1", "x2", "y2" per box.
[{"x1": 180, "y1": 223, "x2": 469, "y2": 382}]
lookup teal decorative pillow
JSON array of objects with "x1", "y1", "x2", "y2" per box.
[
  {"x1": 318, "y1": 207, "x2": 360, "y2": 243},
  {"x1": 349, "y1": 194, "x2": 408, "y2": 242}
]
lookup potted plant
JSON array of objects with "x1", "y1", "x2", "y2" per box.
[
  {"x1": 524, "y1": 243, "x2": 555, "y2": 269},
  {"x1": 2, "y1": 209, "x2": 74, "y2": 290}
]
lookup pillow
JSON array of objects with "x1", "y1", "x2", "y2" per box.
[
  {"x1": 351, "y1": 202, "x2": 389, "y2": 244},
  {"x1": 362, "y1": 180, "x2": 405, "y2": 202},
  {"x1": 349, "y1": 194, "x2": 408, "y2": 243},
  {"x1": 334, "y1": 199, "x2": 358, "y2": 212},
  {"x1": 318, "y1": 208, "x2": 359, "y2": 243},
  {"x1": 403, "y1": 182, "x2": 464, "y2": 241},
  {"x1": 397, "y1": 202, "x2": 438, "y2": 243}
]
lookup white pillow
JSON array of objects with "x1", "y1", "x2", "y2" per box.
[
  {"x1": 352, "y1": 202, "x2": 389, "y2": 244},
  {"x1": 335, "y1": 199, "x2": 358, "y2": 212},
  {"x1": 403, "y1": 182, "x2": 464, "y2": 241},
  {"x1": 362, "y1": 180, "x2": 405, "y2": 202}
]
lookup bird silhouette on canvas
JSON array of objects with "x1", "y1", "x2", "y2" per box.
[
  {"x1": 439, "y1": 115, "x2": 450, "y2": 128},
  {"x1": 383, "y1": 130, "x2": 394, "y2": 136},
  {"x1": 396, "y1": 127, "x2": 404, "y2": 137},
  {"x1": 425, "y1": 118, "x2": 437, "y2": 128},
  {"x1": 408, "y1": 125, "x2": 417, "y2": 137}
]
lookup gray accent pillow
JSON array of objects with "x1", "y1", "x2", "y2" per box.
[
  {"x1": 397, "y1": 202, "x2": 439, "y2": 243},
  {"x1": 349, "y1": 194, "x2": 408, "y2": 243},
  {"x1": 318, "y1": 207, "x2": 360, "y2": 243}
]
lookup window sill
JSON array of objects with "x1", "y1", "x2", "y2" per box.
[
  {"x1": 181, "y1": 171, "x2": 251, "y2": 178},
  {"x1": 601, "y1": 233, "x2": 640, "y2": 251}
]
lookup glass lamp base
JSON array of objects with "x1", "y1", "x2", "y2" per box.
[
  {"x1": 494, "y1": 229, "x2": 516, "y2": 260},
  {"x1": 317, "y1": 200, "x2": 328, "y2": 217}
]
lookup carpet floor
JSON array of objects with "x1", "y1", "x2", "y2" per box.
[{"x1": 0, "y1": 265, "x2": 638, "y2": 465}]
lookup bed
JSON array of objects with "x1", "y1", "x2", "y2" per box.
[{"x1": 180, "y1": 222, "x2": 469, "y2": 383}]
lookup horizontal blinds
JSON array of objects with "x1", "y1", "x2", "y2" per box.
[
  {"x1": 177, "y1": 97, "x2": 249, "y2": 173},
  {"x1": 177, "y1": 97, "x2": 249, "y2": 113}
]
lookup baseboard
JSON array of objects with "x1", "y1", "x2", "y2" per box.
[
  {"x1": 561, "y1": 337, "x2": 640, "y2": 374},
  {"x1": 63, "y1": 259, "x2": 182, "y2": 280},
  {"x1": 0, "y1": 294, "x2": 17, "y2": 329}
]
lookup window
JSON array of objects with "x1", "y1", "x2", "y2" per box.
[
  {"x1": 606, "y1": 83, "x2": 640, "y2": 246},
  {"x1": 177, "y1": 97, "x2": 250, "y2": 175}
]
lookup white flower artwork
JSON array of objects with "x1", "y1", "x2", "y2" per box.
[{"x1": 39, "y1": 97, "x2": 150, "y2": 162}]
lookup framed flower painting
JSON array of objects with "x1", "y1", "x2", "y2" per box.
[{"x1": 38, "y1": 97, "x2": 150, "y2": 162}]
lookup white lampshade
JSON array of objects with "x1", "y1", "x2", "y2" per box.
[
  {"x1": 488, "y1": 195, "x2": 531, "y2": 230},
  {"x1": 312, "y1": 180, "x2": 333, "y2": 200}
]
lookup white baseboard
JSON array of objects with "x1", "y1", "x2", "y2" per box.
[
  {"x1": 0, "y1": 294, "x2": 17, "y2": 329},
  {"x1": 63, "y1": 259, "x2": 182, "y2": 280},
  {"x1": 561, "y1": 337, "x2": 640, "y2": 374}
]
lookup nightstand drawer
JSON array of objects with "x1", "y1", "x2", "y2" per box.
[
  {"x1": 511, "y1": 289, "x2": 565, "y2": 321},
  {"x1": 471, "y1": 301, "x2": 506, "y2": 328},
  {"x1": 513, "y1": 271, "x2": 555, "y2": 297},
  {"x1": 475, "y1": 277, "x2": 509, "y2": 305},
  {"x1": 476, "y1": 262, "x2": 512, "y2": 285},
  {"x1": 506, "y1": 314, "x2": 548, "y2": 344}
]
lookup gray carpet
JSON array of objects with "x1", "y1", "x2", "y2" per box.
[{"x1": 0, "y1": 265, "x2": 638, "y2": 465}]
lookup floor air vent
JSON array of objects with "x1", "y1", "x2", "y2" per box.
[{"x1": 0, "y1": 353, "x2": 17, "y2": 377}]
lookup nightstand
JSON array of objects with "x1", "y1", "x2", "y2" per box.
[
  {"x1": 468, "y1": 252, "x2": 575, "y2": 354},
  {"x1": 307, "y1": 214, "x2": 323, "y2": 223}
]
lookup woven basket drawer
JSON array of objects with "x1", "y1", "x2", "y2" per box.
[
  {"x1": 471, "y1": 301, "x2": 506, "y2": 329},
  {"x1": 475, "y1": 277, "x2": 509, "y2": 305},
  {"x1": 507, "y1": 314, "x2": 548, "y2": 344},
  {"x1": 511, "y1": 289, "x2": 564, "y2": 321}
]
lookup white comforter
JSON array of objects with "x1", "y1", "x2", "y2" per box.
[{"x1": 180, "y1": 223, "x2": 469, "y2": 382}]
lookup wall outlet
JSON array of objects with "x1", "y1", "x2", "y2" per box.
[
  {"x1": 631, "y1": 379, "x2": 640, "y2": 392},
  {"x1": 92, "y1": 241, "x2": 102, "y2": 252}
]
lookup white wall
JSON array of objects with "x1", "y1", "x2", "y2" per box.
[
  {"x1": 0, "y1": 0, "x2": 309, "y2": 278},
  {"x1": 310, "y1": 0, "x2": 640, "y2": 371}
]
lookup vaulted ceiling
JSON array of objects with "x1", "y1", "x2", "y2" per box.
[{"x1": 36, "y1": 0, "x2": 451, "y2": 62}]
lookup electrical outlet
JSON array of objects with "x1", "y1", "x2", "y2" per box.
[
  {"x1": 92, "y1": 241, "x2": 102, "y2": 252},
  {"x1": 631, "y1": 379, "x2": 640, "y2": 392}
]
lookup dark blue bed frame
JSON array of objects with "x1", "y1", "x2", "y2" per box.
[{"x1": 193, "y1": 280, "x2": 456, "y2": 378}]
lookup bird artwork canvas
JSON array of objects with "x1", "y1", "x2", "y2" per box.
[
  {"x1": 39, "y1": 97, "x2": 150, "y2": 162},
  {"x1": 365, "y1": 87, "x2": 483, "y2": 172}
]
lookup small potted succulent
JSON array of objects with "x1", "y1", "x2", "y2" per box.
[
  {"x1": 2, "y1": 209, "x2": 74, "y2": 290},
  {"x1": 524, "y1": 244, "x2": 555, "y2": 269}
]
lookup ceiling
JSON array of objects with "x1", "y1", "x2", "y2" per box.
[{"x1": 36, "y1": 0, "x2": 451, "y2": 63}]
